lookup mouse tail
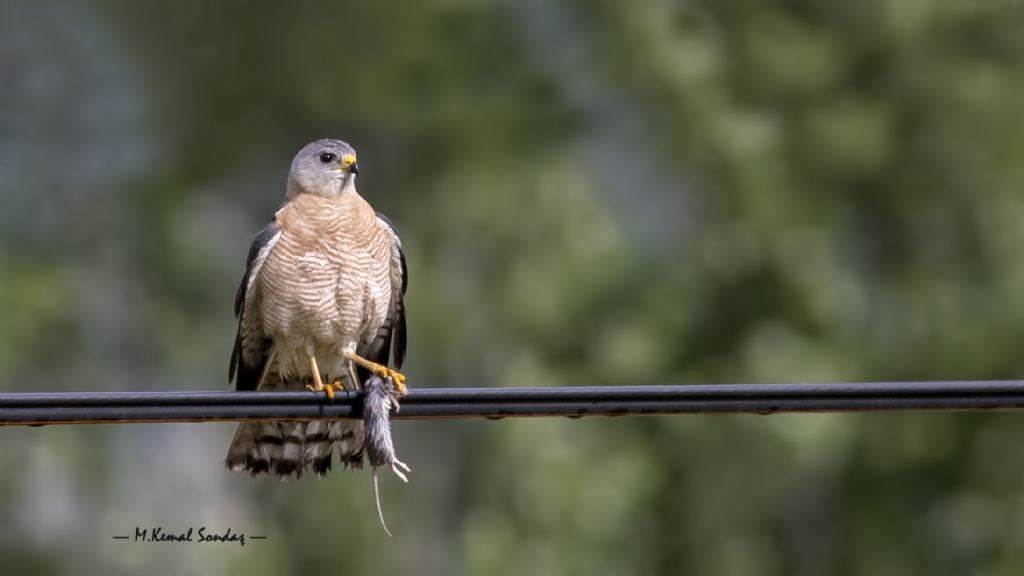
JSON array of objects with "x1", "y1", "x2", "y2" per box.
[{"x1": 373, "y1": 470, "x2": 392, "y2": 537}]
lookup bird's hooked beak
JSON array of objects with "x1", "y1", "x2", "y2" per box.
[{"x1": 342, "y1": 153, "x2": 358, "y2": 175}]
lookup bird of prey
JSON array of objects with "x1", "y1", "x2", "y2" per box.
[{"x1": 225, "y1": 139, "x2": 408, "y2": 479}]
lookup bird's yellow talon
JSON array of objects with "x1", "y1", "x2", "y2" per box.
[
  {"x1": 375, "y1": 367, "x2": 407, "y2": 395},
  {"x1": 378, "y1": 368, "x2": 405, "y2": 384},
  {"x1": 306, "y1": 378, "x2": 343, "y2": 399},
  {"x1": 343, "y1": 352, "x2": 407, "y2": 394},
  {"x1": 306, "y1": 383, "x2": 334, "y2": 399}
]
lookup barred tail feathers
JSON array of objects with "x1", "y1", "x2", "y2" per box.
[
  {"x1": 225, "y1": 371, "x2": 365, "y2": 479},
  {"x1": 225, "y1": 420, "x2": 364, "y2": 479}
]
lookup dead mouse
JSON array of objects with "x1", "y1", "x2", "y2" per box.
[{"x1": 362, "y1": 374, "x2": 410, "y2": 536}]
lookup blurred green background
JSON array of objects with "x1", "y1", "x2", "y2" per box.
[{"x1": 3, "y1": 0, "x2": 1024, "y2": 574}]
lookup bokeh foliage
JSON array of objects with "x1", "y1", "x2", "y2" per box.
[{"x1": 4, "y1": 0, "x2": 1024, "y2": 574}]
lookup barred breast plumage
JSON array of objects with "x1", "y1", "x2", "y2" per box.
[{"x1": 260, "y1": 192, "x2": 392, "y2": 380}]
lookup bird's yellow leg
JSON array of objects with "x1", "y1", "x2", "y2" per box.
[
  {"x1": 305, "y1": 354, "x2": 343, "y2": 399},
  {"x1": 344, "y1": 352, "x2": 407, "y2": 394}
]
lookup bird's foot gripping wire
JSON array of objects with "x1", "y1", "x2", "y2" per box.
[
  {"x1": 304, "y1": 355, "x2": 344, "y2": 399},
  {"x1": 345, "y1": 352, "x2": 407, "y2": 394},
  {"x1": 306, "y1": 379, "x2": 344, "y2": 399}
]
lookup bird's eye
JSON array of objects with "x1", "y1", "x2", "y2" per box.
[{"x1": 319, "y1": 153, "x2": 336, "y2": 163}]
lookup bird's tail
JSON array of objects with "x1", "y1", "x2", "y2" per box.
[
  {"x1": 225, "y1": 419, "x2": 364, "y2": 479},
  {"x1": 225, "y1": 371, "x2": 365, "y2": 479}
]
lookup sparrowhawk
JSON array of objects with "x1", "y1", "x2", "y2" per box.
[{"x1": 225, "y1": 139, "x2": 408, "y2": 479}]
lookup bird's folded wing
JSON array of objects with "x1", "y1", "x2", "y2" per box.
[{"x1": 230, "y1": 219, "x2": 282, "y2": 390}]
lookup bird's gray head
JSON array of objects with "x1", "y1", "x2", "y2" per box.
[{"x1": 286, "y1": 139, "x2": 359, "y2": 198}]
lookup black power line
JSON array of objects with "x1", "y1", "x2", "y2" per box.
[{"x1": 3, "y1": 381, "x2": 1024, "y2": 426}]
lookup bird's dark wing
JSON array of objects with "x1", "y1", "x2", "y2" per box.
[
  {"x1": 229, "y1": 219, "x2": 281, "y2": 390},
  {"x1": 360, "y1": 213, "x2": 407, "y2": 371}
]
